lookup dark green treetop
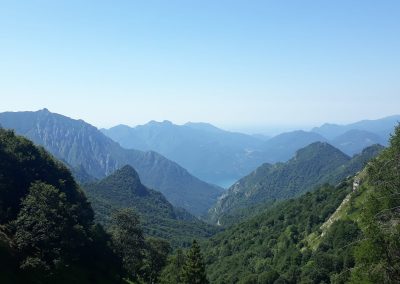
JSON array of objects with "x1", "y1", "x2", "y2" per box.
[{"x1": 182, "y1": 240, "x2": 209, "y2": 284}]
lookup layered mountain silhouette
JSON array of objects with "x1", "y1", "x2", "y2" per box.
[
  {"x1": 260, "y1": 130, "x2": 327, "y2": 161},
  {"x1": 330, "y1": 129, "x2": 386, "y2": 155},
  {"x1": 0, "y1": 109, "x2": 223, "y2": 216},
  {"x1": 102, "y1": 116, "x2": 397, "y2": 188},
  {"x1": 101, "y1": 121, "x2": 268, "y2": 187},
  {"x1": 208, "y1": 142, "x2": 383, "y2": 225},
  {"x1": 312, "y1": 115, "x2": 400, "y2": 141}
]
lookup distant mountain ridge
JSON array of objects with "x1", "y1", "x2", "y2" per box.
[
  {"x1": 0, "y1": 109, "x2": 223, "y2": 216},
  {"x1": 312, "y1": 115, "x2": 400, "y2": 140},
  {"x1": 260, "y1": 130, "x2": 328, "y2": 161},
  {"x1": 331, "y1": 129, "x2": 386, "y2": 155},
  {"x1": 102, "y1": 120, "x2": 268, "y2": 187},
  {"x1": 102, "y1": 116, "x2": 398, "y2": 187}
]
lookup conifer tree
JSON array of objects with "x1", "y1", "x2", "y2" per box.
[{"x1": 182, "y1": 240, "x2": 209, "y2": 284}]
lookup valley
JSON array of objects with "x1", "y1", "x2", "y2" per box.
[{"x1": 1, "y1": 109, "x2": 399, "y2": 283}]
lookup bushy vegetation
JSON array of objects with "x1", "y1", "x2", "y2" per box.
[
  {"x1": 210, "y1": 142, "x2": 383, "y2": 226},
  {"x1": 203, "y1": 182, "x2": 353, "y2": 283},
  {"x1": 0, "y1": 128, "x2": 122, "y2": 283},
  {"x1": 0, "y1": 129, "x2": 203, "y2": 283},
  {"x1": 1, "y1": 123, "x2": 398, "y2": 284},
  {"x1": 350, "y1": 125, "x2": 400, "y2": 283},
  {"x1": 202, "y1": 124, "x2": 400, "y2": 283},
  {"x1": 160, "y1": 240, "x2": 209, "y2": 284}
]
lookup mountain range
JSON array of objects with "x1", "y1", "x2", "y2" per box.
[
  {"x1": 101, "y1": 121, "x2": 268, "y2": 187},
  {"x1": 0, "y1": 109, "x2": 223, "y2": 216},
  {"x1": 0, "y1": 109, "x2": 396, "y2": 216},
  {"x1": 1, "y1": 108, "x2": 398, "y2": 283},
  {"x1": 202, "y1": 124, "x2": 400, "y2": 283},
  {"x1": 311, "y1": 114, "x2": 400, "y2": 141},
  {"x1": 102, "y1": 115, "x2": 397, "y2": 187}
]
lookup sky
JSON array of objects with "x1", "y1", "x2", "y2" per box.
[{"x1": 0, "y1": 0, "x2": 399, "y2": 134}]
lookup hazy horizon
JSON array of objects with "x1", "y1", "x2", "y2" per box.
[
  {"x1": 1, "y1": 107, "x2": 399, "y2": 137},
  {"x1": 1, "y1": 1, "x2": 399, "y2": 134}
]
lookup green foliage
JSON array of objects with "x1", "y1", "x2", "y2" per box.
[
  {"x1": 301, "y1": 220, "x2": 361, "y2": 283},
  {"x1": 203, "y1": 125, "x2": 398, "y2": 283},
  {"x1": 141, "y1": 238, "x2": 171, "y2": 283},
  {"x1": 159, "y1": 249, "x2": 186, "y2": 284},
  {"x1": 210, "y1": 142, "x2": 381, "y2": 226},
  {"x1": 0, "y1": 129, "x2": 123, "y2": 283},
  {"x1": 0, "y1": 128, "x2": 92, "y2": 224},
  {"x1": 110, "y1": 208, "x2": 145, "y2": 281},
  {"x1": 182, "y1": 240, "x2": 209, "y2": 284},
  {"x1": 204, "y1": 183, "x2": 352, "y2": 283},
  {"x1": 350, "y1": 124, "x2": 400, "y2": 283},
  {"x1": 84, "y1": 165, "x2": 219, "y2": 248},
  {"x1": 1, "y1": 120, "x2": 396, "y2": 284},
  {"x1": 13, "y1": 182, "x2": 89, "y2": 272}
]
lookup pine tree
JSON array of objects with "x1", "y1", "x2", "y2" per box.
[{"x1": 182, "y1": 240, "x2": 209, "y2": 284}]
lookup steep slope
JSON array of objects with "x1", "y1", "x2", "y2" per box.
[
  {"x1": 85, "y1": 165, "x2": 176, "y2": 220},
  {"x1": 261, "y1": 130, "x2": 327, "y2": 162},
  {"x1": 203, "y1": 182, "x2": 353, "y2": 283},
  {"x1": 0, "y1": 109, "x2": 223, "y2": 216},
  {"x1": 330, "y1": 129, "x2": 386, "y2": 155},
  {"x1": 0, "y1": 128, "x2": 122, "y2": 283},
  {"x1": 84, "y1": 165, "x2": 218, "y2": 247},
  {"x1": 202, "y1": 129, "x2": 396, "y2": 283},
  {"x1": 209, "y1": 142, "x2": 349, "y2": 224},
  {"x1": 202, "y1": 135, "x2": 396, "y2": 284},
  {"x1": 328, "y1": 144, "x2": 384, "y2": 181},
  {"x1": 209, "y1": 142, "x2": 383, "y2": 225},
  {"x1": 102, "y1": 121, "x2": 267, "y2": 187},
  {"x1": 312, "y1": 114, "x2": 400, "y2": 140}
]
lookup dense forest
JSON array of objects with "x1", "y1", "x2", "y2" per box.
[
  {"x1": 0, "y1": 129, "x2": 207, "y2": 283},
  {"x1": 1, "y1": 124, "x2": 399, "y2": 283},
  {"x1": 83, "y1": 165, "x2": 218, "y2": 248},
  {"x1": 209, "y1": 142, "x2": 383, "y2": 226},
  {"x1": 198, "y1": 124, "x2": 400, "y2": 283}
]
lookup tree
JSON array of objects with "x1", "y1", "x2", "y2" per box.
[
  {"x1": 12, "y1": 182, "x2": 88, "y2": 272},
  {"x1": 109, "y1": 208, "x2": 145, "y2": 281},
  {"x1": 160, "y1": 249, "x2": 186, "y2": 284},
  {"x1": 141, "y1": 238, "x2": 171, "y2": 284},
  {"x1": 182, "y1": 240, "x2": 209, "y2": 284}
]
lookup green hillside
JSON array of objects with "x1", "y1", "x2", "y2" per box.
[
  {"x1": 203, "y1": 183, "x2": 353, "y2": 283},
  {"x1": 84, "y1": 165, "x2": 218, "y2": 248},
  {"x1": 0, "y1": 128, "x2": 123, "y2": 283},
  {"x1": 200, "y1": 124, "x2": 400, "y2": 283},
  {"x1": 209, "y1": 142, "x2": 383, "y2": 225}
]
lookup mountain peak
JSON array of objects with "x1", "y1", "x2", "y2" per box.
[
  {"x1": 294, "y1": 141, "x2": 349, "y2": 161},
  {"x1": 117, "y1": 164, "x2": 141, "y2": 180},
  {"x1": 147, "y1": 120, "x2": 173, "y2": 126},
  {"x1": 99, "y1": 165, "x2": 148, "y2": 197},
  {"x1": 184, "y1": 122, "x2": 222, "y2": 132},
  {"x1": 40, "y1": 108, "x2": 50, "y2": 113}
]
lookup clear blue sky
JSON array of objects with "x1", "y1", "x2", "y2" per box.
[{"x1": 0, "y1": 1, "x2": 399, "y2": 133}]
